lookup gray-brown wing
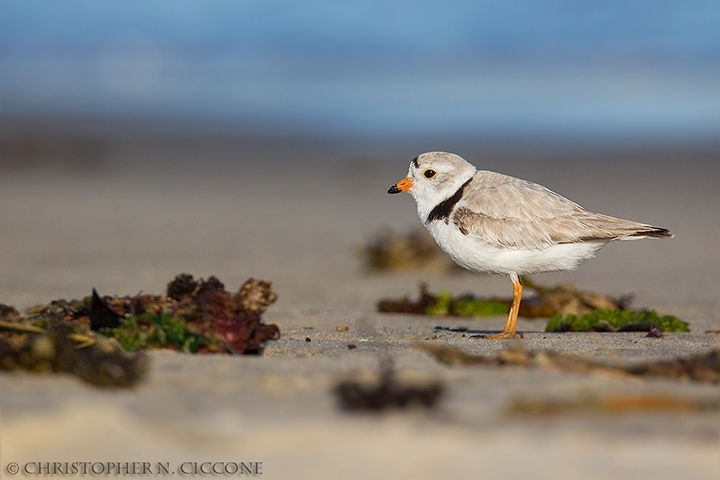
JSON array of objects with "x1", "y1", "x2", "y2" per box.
[{"x1": 451, "y1": 171, "x2": 667, "y2": 249}]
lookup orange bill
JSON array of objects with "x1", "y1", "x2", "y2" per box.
[{"x1": 387, "y1": 177, "x2": 413, "y2": 194}]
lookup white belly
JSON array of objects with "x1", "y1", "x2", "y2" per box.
[{"x1": 426, "y1": 220, "x2": 607, "y2": 276}]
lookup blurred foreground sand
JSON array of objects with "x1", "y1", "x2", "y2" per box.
[{"x1": 1, "y1": 135, "x2": 719, "y2": 479}]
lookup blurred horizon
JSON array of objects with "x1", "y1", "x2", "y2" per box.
[{"x1": 1, "y1": 1, "x2": 719, "y2": 144}]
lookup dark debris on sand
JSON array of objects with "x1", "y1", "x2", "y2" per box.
[
  {"x1": 335, "y1": 360, "x2": 444, "y2": 412},
  {"x1": 422, "y1": 344, "x2": 720, "y2": 384},
  {"x1": 507, "y1": 394, "x2": 719, "y2": 416},
  {"x1": 0, "y1": 317, "x2": 146, "y2": 388}
]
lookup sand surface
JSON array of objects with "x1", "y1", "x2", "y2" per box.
[{"x1": 1, "y1": 137, "x2": 719, "y2": 479}]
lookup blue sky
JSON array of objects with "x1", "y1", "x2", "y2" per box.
[{"x1": 1, "y1": 1, "x2": 719, "y2": 140}]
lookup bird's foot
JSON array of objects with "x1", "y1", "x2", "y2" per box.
[{"x1": 485, "y1": 331, "x2": 518, "y2": 340}]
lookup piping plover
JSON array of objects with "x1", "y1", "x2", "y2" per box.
[{"x1": 388, "y1": 152, "x2": 672, "y2": 339}]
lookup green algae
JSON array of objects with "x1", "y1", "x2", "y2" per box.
[
  {"x1": 545, "y1": 309, "x2": 689, "y2": 333},
  {"x1": 110, "y1": 314, "x2": 223, "y2": 353},
  {"x1": 425, "y1": 290, "x2": 509, "y2": 317}
]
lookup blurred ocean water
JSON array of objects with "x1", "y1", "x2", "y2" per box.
[{"x1": 0, "y1": 1, "x2": 719, "y2": 141}]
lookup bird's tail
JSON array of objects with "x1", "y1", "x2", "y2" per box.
[{"x1": 627, "y1": 226, "x2": 673, "y2": 239}]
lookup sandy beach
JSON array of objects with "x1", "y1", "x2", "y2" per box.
[{"x1": 1, "y1": 133, "x2": 719, "y2": 479}]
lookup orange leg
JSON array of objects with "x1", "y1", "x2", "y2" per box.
[{"x1": 487, "y1": 276, "x2": 522, "y2": 339}]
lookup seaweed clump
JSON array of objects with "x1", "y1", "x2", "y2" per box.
[
  {"x1": 0, "y1": 274, "x2": 280, "y2": 386},
  {"x1": 8, "y1": 274, "x2": 280, "y2": 355},
  {"x1": 357, "y1": 227, "x2": 461, "y2": 273},
  {"x1": 379, "y1": 283, "x2": 688, "y2": 335},
  {"x1": 518, "y1": 278, "x2": 630, "y2": 317},
  {"x1": 0, "y1": 317, "x2": 146, "y2": 388},
  {"x1": 545, "y1": 309, "x2": 689, "y2": 333},
  {"x1": 377, "y1": 283, "x2": 509, "y2": 317},
  {"x1": 109, "y1": 275, "x2": 279, "y2": 354},
  {"x1": 377, "y1": 280, "x2": 631, "y2": 319}
]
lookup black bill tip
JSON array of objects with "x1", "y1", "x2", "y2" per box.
[{"x1": 387, "y1": 184, "x2": 402, "y2": 194}]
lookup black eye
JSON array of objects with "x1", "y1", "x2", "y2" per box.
[{"x1": 424, "y1": 169, "x2": 436, "y2": 178}]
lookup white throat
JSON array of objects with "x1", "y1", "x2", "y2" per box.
[{"x1": 411, "y1": 169, "x2": 475, "y2": 224}]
